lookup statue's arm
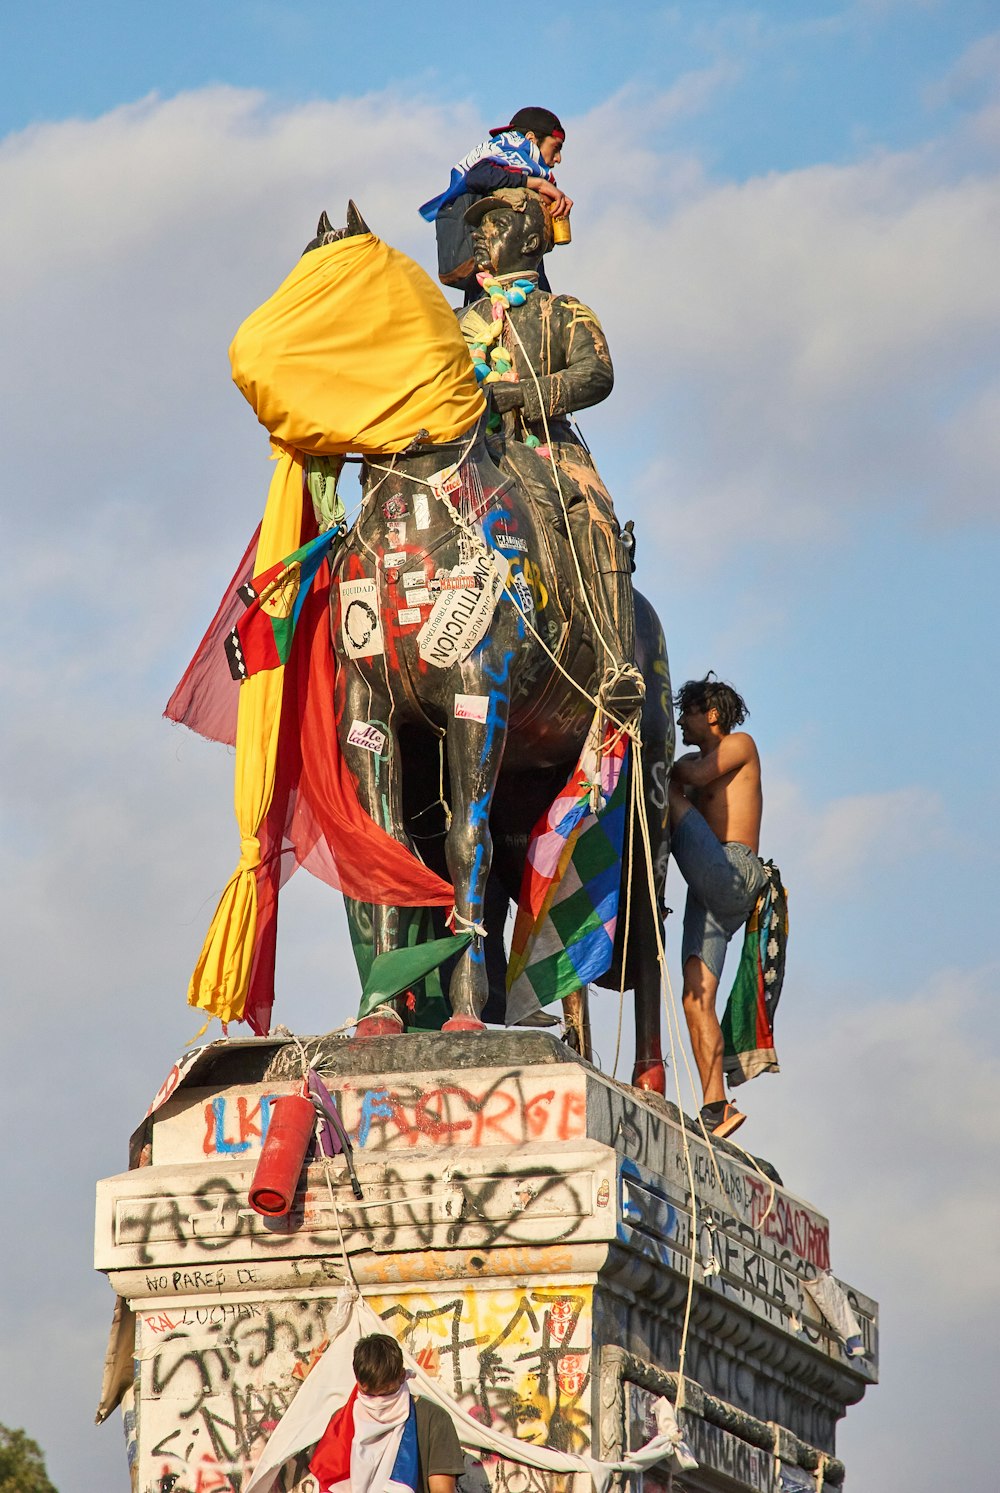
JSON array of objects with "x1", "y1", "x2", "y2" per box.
[{"x1": 516, "y1": 298, "x2": 614, "y2": 422}]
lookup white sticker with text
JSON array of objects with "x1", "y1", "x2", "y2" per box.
[
  {"x1": 455, "y1": 694, "x2": 490, "y2": 723},
  {"x1": 347, "y1": 719, "x2": 387, "y2": 755},
  {"x1": 418, "y1": 552, "x2": 509, "y2": 669},
  {"x1": 383, "y1": 551, "x2": 406, "y2": 568},
  {"x1": 493, "y1": 527, "x2": 528, "y2": 553},
  {"x1": 512, "y1": 571, "x2": 535, "y2": 614},
  {"x1": 428, "y1": 465, "x2": 461, "y2": 495},
  {"x1": 340, "y1": 578, "x2": 385, "y2": 659},
  {"x1": 397, "y1": 607, "x2": 421, "y2": 626}
]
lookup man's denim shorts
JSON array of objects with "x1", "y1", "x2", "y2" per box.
[{"x1": 672, "y1": 806, "x2": 767, "y2": 980}]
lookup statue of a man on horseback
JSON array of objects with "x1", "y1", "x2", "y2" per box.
[{"x1": 174, "y1": 199, "x2": 674, "y2": 1093}]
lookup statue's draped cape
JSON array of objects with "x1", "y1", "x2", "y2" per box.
[{"x1": 168, "y1": 234, "x2": 485, "y2": 1033}]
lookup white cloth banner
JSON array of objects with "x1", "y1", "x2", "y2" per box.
[
  {"x1": 244, "y1": 1284, "x2": 696, "y2": 1493},
  {"x1": 803, "y1": 1271, "x2": 865, "y2": 1357}
]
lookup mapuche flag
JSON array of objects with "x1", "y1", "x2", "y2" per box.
[
  {"x1": 226, "y1": 529, "x2": 339, "y2": 680},
  {"x1": 506, "y1": 717, "x2": 629, "y2": 1010}
]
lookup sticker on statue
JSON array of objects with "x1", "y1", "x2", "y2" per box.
[
  {"x1": 512, "y1": 571, "x2": 535, "y2": 614},
  {"x1": 454, "y1": 694, "x2": 490, "y2": 723},
  {"x1": 428, "y1": 465, "x2": 462, "y2": 496},
  {"x1": 347, "y1": 720, "x2": 388, "y2": 755},
  {"x1": 340, "y1": 578, "x2": 385, "y2": 659},
  {"x1": 418, "y1": 552, "x2": 509, "y2": 669},
  {"x1": 493, "y1": 526, "x2": 528, "y2": 553}
]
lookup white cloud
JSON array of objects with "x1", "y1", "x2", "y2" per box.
[
  {"x1": 765, "y1": 779, "x2": 948, "y2": 892},
  {"x1": 925, "y1": 29, "x2": 1000, "y2": 110}
]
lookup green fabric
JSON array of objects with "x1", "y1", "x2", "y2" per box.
[
  {"x1": 721, "y1": 928, "x2": 761, "y2": 1055},
  {"x1": 306, "y1": 454, "x2": 346, "y2": 533},
  {"x1": 721, "y1": 863, "x2": 788, "y2": 1086},
  {"x1": 359, "y1": 932, "x2": 473, "y2": 1018}
]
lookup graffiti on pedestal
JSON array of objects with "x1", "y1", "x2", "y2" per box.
[
  {"x1": 153, "y1": 1071, "x2": 591, "y2": 1167},
  {"x1": 137, "y1": 1285, "x2": 593, "y2": 1493},
  {"x1": 370, "y1": 1286, "x2": 593, "y2": 1453},
  {"x1": 139, "y1": 1298, "x2": 327, "y2": 1492}
]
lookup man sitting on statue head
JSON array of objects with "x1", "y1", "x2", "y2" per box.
[
  {"x1": 460, "y1": 186, "x2": 643, "y2": 718},
  {"x1": 419, "y1": 106, "x2": 573, "y2": 303},
  {"x1": 310, "y1": 1334, "x2": 465, "y2": 1493},
  {"x1": 668, "y1": 674, "x2": 767, "y2": 1138}
]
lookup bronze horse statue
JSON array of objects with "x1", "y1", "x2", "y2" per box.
[{"x1": 320, "y1": 204, "x2": 675, "y2": 1092}]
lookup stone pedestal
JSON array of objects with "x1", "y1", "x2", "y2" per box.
[{"x1": 95, "y1": 1032, "x2": 877, "y2": 1493}]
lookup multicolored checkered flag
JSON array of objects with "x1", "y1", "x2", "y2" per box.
[{"x1": 507, "y1": 716, "x2": 629, "y2": 1010}]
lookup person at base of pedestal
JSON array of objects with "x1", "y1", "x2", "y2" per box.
[
  {"x1": 310, "y1": 1335, "x2": 465, "y2": 1493},
  {"x1": 669, "y1": 674, "x2": 767, "y2": 1139}
]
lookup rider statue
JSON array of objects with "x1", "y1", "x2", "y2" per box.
[{"x1": 460, "y1": 188, "x2": 645, "y2": 719}]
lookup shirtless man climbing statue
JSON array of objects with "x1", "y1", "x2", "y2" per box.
[{"x1": 669, "y1": 675, "x2": 765, "y2": 1137}]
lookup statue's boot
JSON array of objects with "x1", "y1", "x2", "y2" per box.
[{"x1": 563, "y1": 489, "x2": 645, "y2": 722}]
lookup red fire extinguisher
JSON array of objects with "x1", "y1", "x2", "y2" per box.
[{"x1": 249, "y1": 1087, "x2": 316, "y2": 1217}]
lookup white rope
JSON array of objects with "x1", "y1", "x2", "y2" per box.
[
  {"x1": 272, "y1": 1026, "x2": 314, "y2": 1081},
  {"x1": 322, "y1": 1158, "x2": 359, "y2": 1288},
  {"x1": 438, "y1": 737, "x2": 452, "y2": 831},
  {"x1": 611, "y1": 731, "x2": 637, "y2": 1081},
  {"x1": 447, "y1": 908, "x2": 488, "y2": 938}
]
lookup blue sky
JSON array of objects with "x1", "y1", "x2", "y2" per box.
[{"x1": 3, "y1": 4, "x2": 999, "y2": 1491}]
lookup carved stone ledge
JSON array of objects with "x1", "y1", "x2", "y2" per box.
[{"x1": 599, "y1": 1346, "x2": 846, "y2": 1487}]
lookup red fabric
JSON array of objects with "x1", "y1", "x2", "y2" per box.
[
  {"x1": 310, "y1": 1388, "x2": 358, "y2": 1489},
  {"x1": 165, "y1": 525, "x2": 261, "y2": 746},
  {"x1": 293, "y1": 578, "x2": 453, "y2": 906},
  {"x1": 166, "y1": 509, "x2": 454, "y2": 1033}
]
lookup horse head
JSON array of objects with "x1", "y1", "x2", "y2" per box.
[{"x1": 301, "y1": 200, "x2": 371, "y2": 255}]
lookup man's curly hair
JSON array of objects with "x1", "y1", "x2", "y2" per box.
[{"x1": 673, "y1": 673, "x2": 749, "y2": 735}]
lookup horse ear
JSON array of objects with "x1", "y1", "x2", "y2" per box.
[
  {"x1": 317, "y1": 210, "x2": 334, "y2": 237},
  {"x1": 346, "y1": 200, "x2": 370, "y2": 237}
]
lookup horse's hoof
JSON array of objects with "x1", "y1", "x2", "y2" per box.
[
  {"x1": 632, "y1": 1059, "x2": 666, "y2": 1095},
  {"x1": 355, "y1": 1010, "x2": 404, "y2": 1038},
  {"x1": 442, "y1": 1014, "x2": 487, "y2": 1033}
]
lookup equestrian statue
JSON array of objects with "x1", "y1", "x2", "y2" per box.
[{"x1": 174, "y1": 195, "x2": 675, "y2": 1094}]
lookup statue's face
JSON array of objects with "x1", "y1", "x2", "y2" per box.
[{"x1": 471, "y1": 208, "x2": 541, "y2": 277}]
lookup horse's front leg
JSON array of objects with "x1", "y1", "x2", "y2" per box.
[
  {"x1": 341, "y1": 667, "x2": 411, "y2": 1032},
  {"x1": 442, "y1": 657, "x2": 512, "y2": 1030}
]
